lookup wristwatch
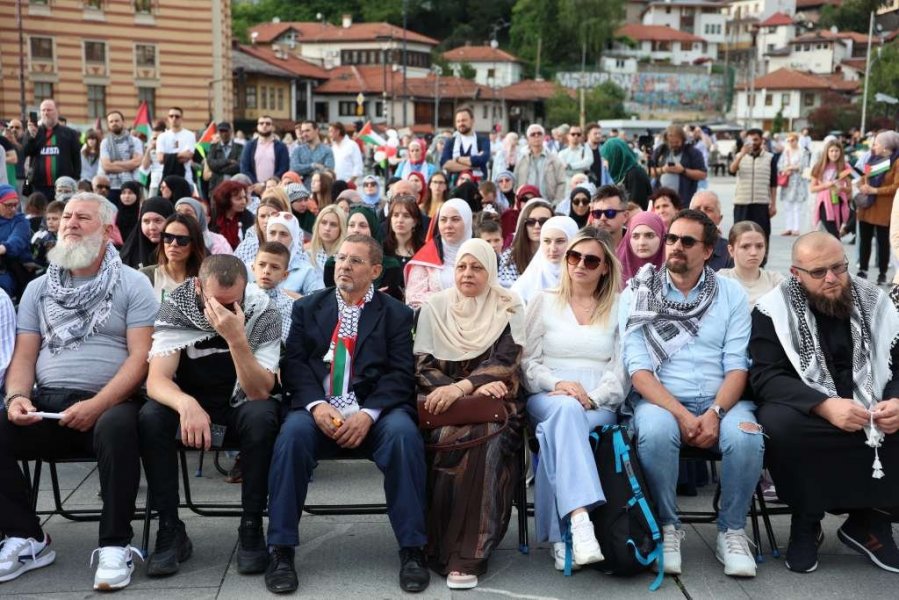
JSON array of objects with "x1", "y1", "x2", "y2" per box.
[{"x1": 709, "y1": 405, "x2": 726, "y2": 420}]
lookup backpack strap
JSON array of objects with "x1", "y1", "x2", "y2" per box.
[{"x1": 560, "y1": 514, "x2": 574, "y2": 576}]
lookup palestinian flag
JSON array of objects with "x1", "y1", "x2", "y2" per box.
[
  {"x1": 865, "y1": 159, "x2": 891, "y2": 178},
  {"x1": 357, "y1": 121, "x2": 386, "y2": 147},
  {"x1": 196, "y1": 121, "x2": 217, "y2": 159},
  {"x1": 132, "y1": 101, "x2": 152, "y2": 140}
]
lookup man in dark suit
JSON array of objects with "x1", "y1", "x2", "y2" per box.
[
  {"x1": 264, "y1": 234, "x2": 429, "y2": 595},
  {"x1": 205, "y1": 122, "x2": 242, "y2": 193}
]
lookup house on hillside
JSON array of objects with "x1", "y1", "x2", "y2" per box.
[
  {"x1": 613, "y1": 23, "x2": 717, "y2": 64},
  {"x1": 442, "y1": 45, "x2": 523, "y2": 88}
]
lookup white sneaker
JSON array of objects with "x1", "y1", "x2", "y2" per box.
[
  {"x1": 552, "y1": 542, "x2": 581, "y2": 571},
  {"x1": 91, "y1": 545, "x2": 144, "y2": 590},
  {"x1": 570, "y1": 512, "x2": 604, "y2": 566},
  {"x1": 716, "y1": 529, "x2": 757, "y2": 577},
  {"x1": 661, "y1": 524, "x2": 685, "y2": 575},
  {"x1": 0, "y1": 535, "x2": 56, "y2": 582}
]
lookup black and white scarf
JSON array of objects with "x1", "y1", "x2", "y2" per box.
[
  {"x1": 757, "y1": 276, "x2": 899, "y2": 479},
  {"x1": 624, "y1": 264, "x2": 719, "y2": 369},
  {"x1": 40, "y1": 243, "x2": 122, "y2": 354},
  {"x1": 149, "y1": 278, "x2": 282, "y2": 406}
]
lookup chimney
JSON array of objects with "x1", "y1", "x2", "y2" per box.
[{"x1": 342, "y1": 14, "x2": 352, "y2": 29}]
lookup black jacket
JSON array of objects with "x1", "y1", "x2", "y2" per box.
[
  {"x1": 22, "y1": 124, "x2": 81, "y2": 188},
  {"x1": 281, "y1": 288, "x2": 416, "y2": 418},
  {"x1": 206, "y1": 141, "x2": 243, "y2": 192}
]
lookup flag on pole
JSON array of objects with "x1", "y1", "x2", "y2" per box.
[
  {"x1": 195, "y1": 121, "x2": 217, "y2": 161},
  {"x1": 865, "y1": 159, "x2": 891, "y2": 178},
  {"x1": 357, "y1": 121, "x2": 387, "y2": 147},
  {"x1": 132, "y1": 101, "x2": 152, "y2": 139}
]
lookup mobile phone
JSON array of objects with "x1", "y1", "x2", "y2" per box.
[
  {"x1": 28, "y1": 111, "x2": 38, "y2": 125},
  {"x1": 667, "y1": 161, "x2": 675, "y2": 167}
]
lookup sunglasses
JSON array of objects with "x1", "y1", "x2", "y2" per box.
[
  {"x1": 525, "y1": 217, "x2": 550, "y2": 228},
  {"x1": 570, "y1": 132, "x2": 582, "y2": 137},
  {"x1": 591, "y1": 208, "x2": 625, "y2": 219},
  {"x1": 565, "y1": 249, "x2": 604, "y2": 270},
  {"x1": 363, "y1": 182, "x2": 378, "y2": 187},
  {"x1": 664, "y1": 233, "x2": 703, "y2": 248},
  {"x1": 572, "y1": 198, "x2": 591, "y2": 207},
  {"x1": 528, "y1": 131, "x2": 544, "y2": 137},
  {"x1": 792, "y1": 262, "x2": 849, "y2": 279},
  {"x1": 163, "y1": 232, "x2": 191, "y2": 247}
]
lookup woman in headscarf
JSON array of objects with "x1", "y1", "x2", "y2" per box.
[
  {"x1": 322, "y1": 206, "x2": 404, "y2": 300},
  {"x1": 511, "y1": 215, "x2": 579, "y2": 304},
  {"x1": 857, "y1": 129, "x2": 899, "y2": 284},
  {"x1": 139, "y1": 213, "x2": 207, "y2": 302},
  {"x1": 120, "y1": 196, "x2": 175, "y2": 268},
  {"x1": 449, "y1": 180, "x2": 482, "y2": 216},
  {"x1": 522, "y1": 227, "x2": 626, "y2": 573},
  {"x1": 406, "y1": 171, "x2": 429, "y2": 210},
  {"x1": 266, "y1": 212, "x2": 323, "y2": 298},
  {"x1": 159, "y1": 175, "x2": 192, "y2": 204},
  {"x1": 234, "y1": 193, "x2": 289, "y2": 269},
  {"x1": 359, "y1": 174, "x2": 384, "y2": 210},
  {"x1": 404, "y1": 199, "x2": 473, "y2": 309},
  {"x1": 415, "y1": 238, "x2": 527, "y2": 591},
  {"x1": 601, "y1": 137, "x2": 652, "y2": 210},
  {"x1": 115, "y1": 180, "x2": 144, "y2": 244},
  {"x1": 498, "y1": 198, "x2": 553, "y2": 288},
  {"x1": 616, "y1": 210, "x2": 666, "y2": 286},
  {"x1": 494, "y1": 170, "x2": 517, "y2": 211},
  {"x1": 568, "y1": 186, "x2": 592, "y2": 229},
  {"x1": 174, "y1": 197, "x2": 232, "y2": 255},
  {"x1": 396, "y1": 138, "x2": 438, "y2": 181}
]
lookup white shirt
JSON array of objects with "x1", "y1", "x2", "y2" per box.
[
  {"x1": 156, "y1": 129, "x2": 196, "y2": 185},
  {"x1": 332, "y1": 136, "x2": 363, "y2": 182}
]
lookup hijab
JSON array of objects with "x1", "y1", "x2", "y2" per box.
[
  {"x1": 162, "y1": 175, "x2": 192, "y2": 203},
  {"x1": 600, "y1": 137, "x2": 639, "y2": 184},
  {"x1": 267, "y1": 212, "x2": 304, "y2": 271},
  {"x1": 511, "y1": 216, "x2": 579, "y2": 304},
  {"x1": 568, "y1": 186, "x2": 592, "y2": 228},
  {"x1": 119, "y1": 196, "x2": 175, "y2": 268},
  {"x1": 347, "y1": 205, "x2": 382, "y2": 242},
  {"x1": 435, "y1": 199, "x2": 473, "y2": 289},
  {"x1": 414, "y1": 238, "x2": 526, "y2": 361},
  {"x1": 616, "y1": 210, "x2": 666, "y2": 285},
  {"x1": 174, "y1": 197, "x2": 217, "y2": 253},
  {"x1": 360, "y1": 175, "x2": 381, "y2": 207},
  {"x1": 450, "y1": 180, "x2": 482, "y2": 215},
  {"x1": 331, "y1": 180, "x2": 349, "y2": 202},
  {"x1": 116, "y1": 180, "x2": 143, "y2": 243},
  {"x1": 406, "y1": 171, "x2": 428, "y2": 206}
]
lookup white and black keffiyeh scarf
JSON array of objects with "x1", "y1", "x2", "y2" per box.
[
  {"x1": 41, "y1": 243, "x2": 122, "y2": 354},
  {"x1": 322, "y1": 285, "x2": 374, "y2": 416},
  {"x1": 757, "y1": 275, "x2": 899, "y2": 478},
  {"x1": 150, "y1": 278, "x2": 282, "y2": 406},
  {"x1": 624, "y1": 264, "x2": 719, "y2": 369}
]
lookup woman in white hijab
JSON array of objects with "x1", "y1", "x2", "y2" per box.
[
  {"x1": 404, "y1": 198, "x2": 473, "y2": 309},
  {"x1": 415, "y1": 238, "x2": 526, "y2": 591},
  {"x1": 511, "y1": 215, "x2": 579, "y2": 304},
  {"x1": 266, "y1": 212, "x2": 324, "y2": 298}
]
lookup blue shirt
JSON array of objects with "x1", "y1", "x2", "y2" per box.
[
  {"x1": 618, "y1": 270, "x2": 750, "y2": 403},
  {"x1": 289, "y1": 143, "x2": 335, "y2": 178}
]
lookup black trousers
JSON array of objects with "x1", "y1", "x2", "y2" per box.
[
  {"x1": 0, "y1": 389, "x2": 142, "y2": 546},
  {"x1": 819, "y1": 204, "x2": 840, "y2": 237},
  {"x1": 138, "y1": 398, "x2": 280, "y2": 519},
  {"x1": 733, "y1": 203, "x2": 771, "y2": 266},
  {"x1": 857, "y1": 220, "x2": 890, "y2": 276}
]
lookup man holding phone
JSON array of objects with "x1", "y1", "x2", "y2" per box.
[
  {"x1": 729, "y1": 128, "x2": 777, "y2": 262},
  {"x1": 140, "y1": 255, "x2": 282, "y2": 579},
  {"x1": 23, "y1": 99, "x2": 81, "y2": 199},
  {"x1": 650, "y1": 124, "x2": 707, "y2": 205}
]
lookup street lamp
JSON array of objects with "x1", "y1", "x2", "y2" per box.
[
  {"x1": 402, "y1": 0, "x2": 408, "y2": 127},
  {"x1": 432, "y1": 64, "x2": 442, "y2": 133},
  {"x1": 860, "y1": 12, "x2": 884, "y2": 135},
  {"x1": 376, "y1": 35, "x2": 395, "y2": 125}
]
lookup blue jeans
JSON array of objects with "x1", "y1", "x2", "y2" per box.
[{"x1": 633, "y1": 398, "x2": 764, "y2": 532}]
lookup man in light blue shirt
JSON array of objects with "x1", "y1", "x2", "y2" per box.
[
  {"x1": 619, "y1": 209, "x2": 763, "y2": 579},
  {"x1": 289, "y1": 120, "x2": 334, "y2": 184}
]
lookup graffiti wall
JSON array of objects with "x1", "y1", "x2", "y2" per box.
[{"x1": 557, "y1": 70, "x2": 725, "y2": 114}]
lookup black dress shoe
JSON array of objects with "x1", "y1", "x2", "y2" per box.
[
  {"x1": 146, "y1": 519, "x2": 193, "y2": 577},
  {"x1": 785, "y1": 514, "x2": 824, "y2": 573},
  {"x1": 399, "y1": 547, "x2": 430, "y2": 593},
  {"x1": 265, "y1": 545, "x2": 298, "y2": 594},
  {"x1": 237, "y1": 518, "x2": 269, "y2": 574}
]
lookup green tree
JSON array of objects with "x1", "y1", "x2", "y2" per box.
[
  {"x1": 864, "y1": 43, "x2": 899, "y2": 120},
  {"x1": 819, "y1": 0, "x2": 890, "y2": 33},
  {"x1": 807, "y1": 93, "x2": 863, "y2": 137},
  {"x1": 458, "y1": 62, "x2": 478, "y2": 80},
  {"x1": 772, "y1": 109, "x2": 785, "y2": 134},
  {"x1": 546, "y1": 81, "x2": 627, "y2": 124}
]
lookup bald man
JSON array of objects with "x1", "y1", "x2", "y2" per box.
[
  {"x1": 690, "y1": 191, "x2": 733, "y2": 271},
  {"x1": 750, "y1": 231, "x2": 899, "y2": 574}
]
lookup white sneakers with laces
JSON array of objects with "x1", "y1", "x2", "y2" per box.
[
  {"x1": 0, "y1": 535, "x2": 56, "y2": 582},
  {"x1": 90, "y1": 545, "x2": 144, "y2": 590},
  {"x1": 570, "y1": 512, "x2": 604, "y2": 566},
  {"x1": 661, "y1": 524, "x2": 685, "y2": 575},
  {"x1": 716, "y1": 528, "x2": 757, "y2": 577}
]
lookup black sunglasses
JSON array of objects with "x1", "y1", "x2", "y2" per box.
[
  {"x1": 792, "y1": 262, "x2": 849, "y2": 279},
  {"x1": 163, "y1": 232, "x2": 191, "y2": 247},
  {"x1": 572, "y1": 198, "x2": 591, "y2": 207},
  {"x1": 665, "y1": 233, "x2": 703, "y2": 248},
  {"x1": 566, "y1": 249, "x2": 604, "y2": 270},
  {"x1": 591, "y1": 208, "x2": 624, "y2": 220},
  {"x1": 524, "y1": 217, "x2": 550, "y2": 228}
]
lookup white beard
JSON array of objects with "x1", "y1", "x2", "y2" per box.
[{"x1": 48, "y1": 231, "x2": 105, "y2": 271}]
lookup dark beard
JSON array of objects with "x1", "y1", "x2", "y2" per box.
[{"x1": 808, "y1": 283, "x2": 853, "y2": 319}]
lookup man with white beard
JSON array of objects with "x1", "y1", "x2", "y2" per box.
[{"x1": 0, "y1": 193, "x2": 158, "y2": 591}]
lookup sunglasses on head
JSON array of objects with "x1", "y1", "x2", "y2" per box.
[
  {"x1": 525, "y1": 217, "x2": 550, "y2": 228},
  {"x1": 566, "y1": 249, "x2": 604, "y2": 270},
  {"x1": 664, "y1": 233, "x2": 703, "y2": 248},
  {"x1": 591, "y1": 208, "x2": 624, "y2": 219},
  {"x1": 163, "y1": 232, "x2": 191, "y2": 247}
]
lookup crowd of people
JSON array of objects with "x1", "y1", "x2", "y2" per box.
[{"x1": 1, "y1": 98, "x2": 899, "y2": 595}]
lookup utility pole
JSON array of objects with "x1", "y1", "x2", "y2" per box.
[
  {"x1": 16, "y1": 0, "x2": 26, "y2": 120},
  {"x1": 402, "y1": 0, "x2": 408, "y2": 127},
  {"x1": 535, "y1": 37, "x2": 543, "y2": 81},
  {"x1": 579, "y1": 38, "x2": 587, "y2": 130},
  {"x1": 860, "y1": 10, "x2": 875, "y2": 135}
]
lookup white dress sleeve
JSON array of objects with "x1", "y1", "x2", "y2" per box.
[{"x1": 521, "y1": 292, "x2": 562, "y2": 394}]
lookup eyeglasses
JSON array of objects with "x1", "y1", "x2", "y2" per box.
[
  {"x1": 163, "y1": 232, "x2": 191, "y2": 247},
  {"x1": 569, "y1": 132, "x2": 582, "y2": 137},
  {"x1": 572, "y1": 198, "x2": 591, "y2": 207},
  {"x1": 591, "y1": 208, "x2": 624, "y2": 220},
  {"x1": 363, "y1": 182, "x2": 378, "y2": 188},
  {"x1": 792, "y1": 262, "x2": 849, "y2": 279},
  {"x1": 334, "y1": 254, "x2": 369, "y2": 267},
  {"x1": 0, "y1": 201, "x2": 18, "y2": 209},
  {"x1": 664, "y1": 233, "x2": 703, "y2": 248},
  {"x1": 565, "y1": 249, "x2": 604, "y2": 270},
  {"x1": 525, "y1": 217, "x2": 550, "y2": 228}
]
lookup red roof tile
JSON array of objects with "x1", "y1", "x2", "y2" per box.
[
  {"x1": 404, "y1": 75, "x2": 494, "y2": 99},
  {"x1": 759, "y1": 11, "x2": 794, "y2": 26},
  {"x1": 615, "y1": 23, "x2": 706, "y2": 43},
  {"x1": 238, "y1": 45, "x2": 329, "y2": 80},
  {"x1": 442, "y1": 45, "x2": 521, "y2": 63},
  {"x1": 738, "y1": 68, "x2": 860, "y2": 92},
  {"x1": 249, "y1": 22, "x2": 438, "y2": 46}
]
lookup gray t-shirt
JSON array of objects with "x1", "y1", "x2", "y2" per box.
[
  {"x1": 17, "y1": 266, "x2": 159, "y2": 393},
  {"x1": 99, "y1": 134, "x2": 144, "y2": 189}
]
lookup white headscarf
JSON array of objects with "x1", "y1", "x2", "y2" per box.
[
  {"x1": 267, "y1": 212, "x2": 305, "y2": 270},
  {"x1": 511, "y1": 216, "x2": 579, "y2": 304},
  {"x1": 414, "y1": 238, "x2": 526, "y2": 361},
  {"x1": 436, "y1": 199, "x2": 473, "y2": 289}
]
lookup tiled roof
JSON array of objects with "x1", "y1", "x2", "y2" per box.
[
  {"x1": 615, "y1": 23, "x2": 706, "y2": 43},
  {"x1": 314, "y1": 65, "x2": 402, "y2": 94},
  {"x1": 404, "y1": 75, "x2": 494, "y2": 99},
  {"x1": 249, "y1": 22, "x2": 438, "y2": 46},
  {"x1": 232, "y1": 47, "x2": 295, "y2": 78},
  {"x1": 500, "y1": 79, "x2": 573, "y2": 101},
  {"x1": 238, "y1": 45, "x2": 330, "y2": 80},
  {"x1": 758, "y1": 11, "x2": 794, "y2": 26},
  {"x1": 443, "y1": 45, "x2": 521, "y2": 63},
  {"x1": 738, "y1": 68, "x2": 860, "y2": 92}
]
